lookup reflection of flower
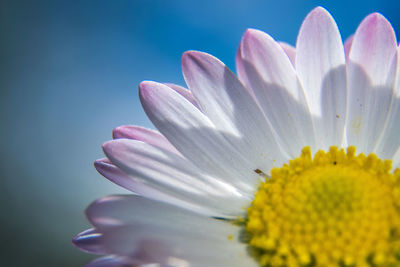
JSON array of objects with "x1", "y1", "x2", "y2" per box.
[{"x1": 74, "y1": 6, "x2": 400, "y2": 267}]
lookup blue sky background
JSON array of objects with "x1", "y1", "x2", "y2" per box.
[{"x1": 1, "y1": 0, "x2": 399, "y2": 266}]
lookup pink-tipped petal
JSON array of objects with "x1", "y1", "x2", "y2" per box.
[
  {"x1": 349, "y1": 13, "x2": 397, "y2": 85},
  {"x1": 296, "y1": 6, "x2": 346, "y2": 150},
  {"x1": 347, "y1": 13, "x2": 398, "y2": 153},
  {"x1": 94, "y1": 158, "x2": 147, "y2": 194},
  {"x1": 94, "y1": 157, "x2": 232, "y2": 217},
  {"x1": 95, "y1": 158, "x2": 201, "y2": 212},
  {"x1": 374, "y1": 46, "x2": 400, "y2": 162},
  {"x1": 164, "y1": 83, "x2": 200, "y2": 109},
  {"x1": 112, "y1": 125, "x2": 179, "y2": 153},
  {"x1": 73, "y1": 229, "x2": 105, "y2": 255},
  {"x1": 279, "y1": 42, "x2": 296, "y2": 66},
  {"x1": 182, "y1": 51, "x2": 288, "y2": 167},
  {"x1": 84, "y1": 195, "x2": 258, "y2": 266},
  {"x1": 236, "y1": 28, "x2": 315, "y2": 157},
  {"x1": 102, "y1": 138, "x2": 249, "y2": 217},
  {"x1": 139, "y1": 81, "x2": 284, "y2": 194}
]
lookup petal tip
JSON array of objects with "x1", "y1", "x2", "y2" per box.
[
  {"x1": 182, "y1": 50, "x2": 224, "y2": 82},
  {"x1": 72, "y1": 229, "x2": 101, "y2": 252},
  {"x1": 360, "y1": 12, "x2": 393, "y2": 31},
  {"x1": 112, "y1": 125, "x2": 130, "y2": 139},
  {"x1": 139, "y1": 81, "x2": 168, "y2": 104},
  {"x1": 181, "y1": 50, "x2": 213, "y2": 69},
  {"x1": 72, "y1": 235, "x2": 83, "y2": 249},
  {"x1": 240, "y1": 28, "x2": 274, "y2": 57},
  {"x1": 94, "y1": 158, "x2": 110, "y2": 172},
  {"x1": 365, "y1": 12, "x2": 385, "y2": 21},
  {"x1": 311, "y1": 6, "x2": 328, "y2": 14},
  {"x1": 304, "y1": 6, "x2": 334, "y2": 23},
  {"x1": 243, "y1": 28, "x2": 259, "y2": 37},
  {"x1": 242, "y1": 28, "x2": 268, "y2": 42},
  {"x1": 182, "y1": 50, "x2": 203, "y2": 62},
  {"x1": 102, "y1": 140, "x2": 122, "y2": 157},
  {"x1": 139, "y1": 80, "x2": 157, "y2": 92},
  {"x1": 351, "y1": 11, "x2": 396, "y2": 55},
  {"x1": 72, "y1": 233, "x2": 81, "y2": 247}
]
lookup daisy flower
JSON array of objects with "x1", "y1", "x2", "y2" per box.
[{"x1": 74, "y1": 7, "x2": 400, "y2": 267}]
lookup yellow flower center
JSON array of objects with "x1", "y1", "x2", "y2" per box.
[{"x1": 245, "y1": 146, "x2": 400, "y2": 267}]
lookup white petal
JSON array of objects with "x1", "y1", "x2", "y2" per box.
[
  {"x1": 296, "y1": 7, "x2": 347, "y2": 149},
  {"x1": 73, "y1": 228, "x2": 105, "y2": 255},
  {"x1": 236, "y1": 28, "x2": 315, "y2": 156},
  {"x1": 113, "y1": 125, "x2": 179, "y2": 153},
  {"x1": 374, "y1": 46, "x2": 400, "y2": 160},
  {"x1": 94, "y1": 158, "x2": 219, "y2": 217},
  {"x1": 85, "y1": 195, "x2": 258, "y2": 267},
  {"x1": 346, "y1": 13, "x2": 398, "y2": 153},
  {"x1": 139, "y1": 81, "x2": 285, "y2": 194},
  {"x1": 181, "y1": 51, "x2": 289, "y2": 170},
  {"x1": 103, "y1": 139, "x2": 250, "y2": 217}
]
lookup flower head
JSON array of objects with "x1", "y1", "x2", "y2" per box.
[{"x1": 74, "y1": 7, "x2": 400, "y2": 267}]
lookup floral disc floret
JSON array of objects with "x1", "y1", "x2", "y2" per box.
[{"x1": 245, "y1": 146, "x2": 400, "y2": 267}]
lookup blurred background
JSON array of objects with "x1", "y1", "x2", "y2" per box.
[{"x1": 1, "y1": 0, "x2": 399, "y2": 266}]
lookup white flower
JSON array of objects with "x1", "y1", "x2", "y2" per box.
[{"x1": 74, "y1": 7, "x2": 400, "y2": 267}]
